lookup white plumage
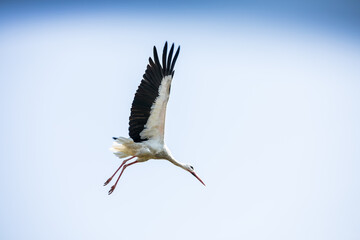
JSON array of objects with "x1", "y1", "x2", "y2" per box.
[
  {"x1": 140, "y1": 75, "x2": 172, "y2": 141},
  {"x1": 104, "y1": 42, "x2": 205, "y2": 195}
]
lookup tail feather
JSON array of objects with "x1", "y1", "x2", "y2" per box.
[{"x1": 110, "y1": 137, "x2": 136, "y2": 159}]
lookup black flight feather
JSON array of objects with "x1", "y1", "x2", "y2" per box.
[
  {"x1": 170, "y1": 46, "x2": 180, "y2": 74},
  {"x1": 166, "y1": 43, "x2": 174, "y2": 75}
]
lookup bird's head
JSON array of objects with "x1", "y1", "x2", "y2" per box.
[{"x1": 184, "y1": 164, "x2": 206, "y2": 186}]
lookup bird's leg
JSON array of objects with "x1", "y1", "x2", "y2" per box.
[
  {"x1": 108, "y1": 160, "x2": 138, "y2": 195},
  {"x1": 104, "y1": 156, "x2": 136, "y2": 186}
]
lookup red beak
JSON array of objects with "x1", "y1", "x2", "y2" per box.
[{"x1": 190, "y1": 172, "x2": 206, "y2": 186}]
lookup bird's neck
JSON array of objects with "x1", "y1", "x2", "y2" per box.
[
  {"x1": 163, "y1": 145, "x2": 188, "y2": 170},
  {"x1": 167, "y1": 157, "x2": 187, "y2": 171}
]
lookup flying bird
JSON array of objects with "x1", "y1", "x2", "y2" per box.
[{"x1": 104, "y1": 42, "x2": 205, "y2": 195}]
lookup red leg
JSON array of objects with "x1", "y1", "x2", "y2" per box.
[
  {"x1": 108, "y1": 160, "x2": 138, "y2": 195},
  {"x1": 104, "y1": 156, "x2": 136, "y2": 186}
]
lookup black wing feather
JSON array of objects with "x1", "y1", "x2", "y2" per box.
[
  {"x1": 162, "y1": 42, "x2": 168, "y2": 75},
  {"x1": 128, "y1": 42, "x2": 180, "y2": 142},
  {"x1": 170, "y1": 46, "x2": 180, "y2": 73},
  {"x1": 166, "y1": 43, "x2": 174, "y2": 75}
]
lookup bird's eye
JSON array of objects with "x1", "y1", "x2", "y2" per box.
[{"x1": 190, "y1": 166, "x2": 194, "y2": 170}]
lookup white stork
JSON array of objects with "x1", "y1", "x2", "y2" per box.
[{"x1": 104, "y1": 42, "x2": 205, "y2": 195}]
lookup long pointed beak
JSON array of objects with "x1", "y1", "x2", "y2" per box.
[{"x1": 190, "y1": 172, "x2": 206, "y2": 186}]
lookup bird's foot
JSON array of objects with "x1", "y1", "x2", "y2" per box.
[
  {"x1": 104, "y1": 178, "x2": 112, "y2": 186},
  {"x1": 108, "y1": 185, "x2": 116, "y2": 195}
]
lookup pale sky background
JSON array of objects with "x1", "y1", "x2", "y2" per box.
[{"x1": 1, "y1": 1, "x2": 360, "y2": 239}]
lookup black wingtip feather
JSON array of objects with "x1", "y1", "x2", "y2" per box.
[
  {"x1": 170, "y1": 46, "x2": 180, "y2": 73},
  {"x1": 162, "y1": 42, "x2": 168, "y2": 75},
  {"x1": 153, "y1": 46, "x2": 161, "y2": 68},
  {"x1": 166, "y1": 43, "x2": 174, "y2": 75}
]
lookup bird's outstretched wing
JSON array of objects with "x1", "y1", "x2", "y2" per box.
[{"x1": 129, "y1": 42, "x2": 180, "y2": 143}]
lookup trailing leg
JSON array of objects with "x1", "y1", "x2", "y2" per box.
[
  {"x1": 104, "y1": 156, "x2": 136, "y2": 186},
  {"x1": 108, "y1": 160, "x2": 138, "y2": 195}
]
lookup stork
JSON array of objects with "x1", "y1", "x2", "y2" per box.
[{"x1": 104, "y1": 42, "x2": 205, "y2": 195}]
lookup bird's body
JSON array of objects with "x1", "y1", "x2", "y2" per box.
[
  {"x1": 111, "y1": 137, "x2": 174, "y2": 163},
  {"x1": 104, "y1": 42, "x2": 205, "y2": 195}
]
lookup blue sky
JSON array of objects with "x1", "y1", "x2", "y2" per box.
[{"x1": 1, "y1": 1, "x2": 360, "y2": 240}]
